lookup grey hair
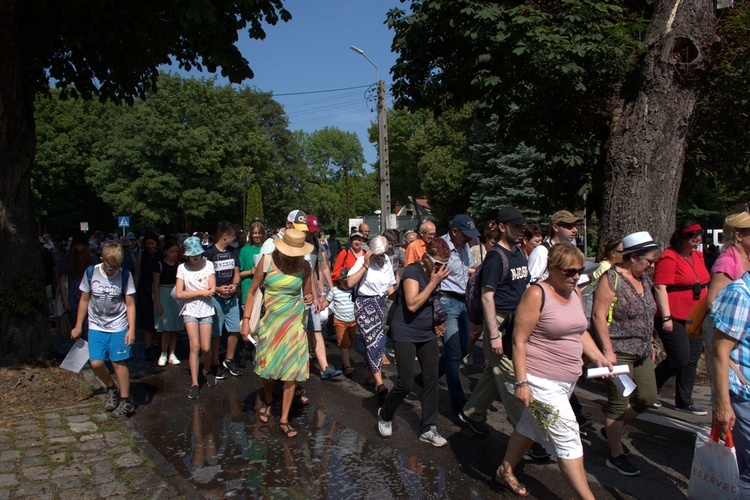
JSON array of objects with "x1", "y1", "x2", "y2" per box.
[{"x1": 370, "y1": 235, "x2": 388, "y2": 255}]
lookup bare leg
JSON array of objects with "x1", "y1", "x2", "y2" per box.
[
  {"x1": 200, "y1": 324, "x2": 213, "y2": 373},
  {"x1": 210, "y1": 336, "x2": 220, "y2": 366},
  {"x1": 168, "y1": 331, "x2": 177, "y2": 356},
  {"x1": 558, "y1": 457, "x2": 595, "y2": 500},
  {"x1": 186, "y1": 323, "x2": 201, "y2": 386},
  {"x1": 279, "y1": 381, "x2": 298, "y2": 437},
  {"x1": 90, "y1": 360, "x2": 114, "y2": 389},
  {"x1": 160, "y1": 331, "x2": 169, "y2": 354},
  {"x1": 340, "y1": 348, "x2": 350, "y2": 369},
  {"x1": 226, "y1": 332, "x2": 240, "y2": 360},
  {"x1": 313, "y1": 331, "x2": 329, "y2": 371},
  {"x1": 605, "y1": 406, "x2": 638, "y2": 457},
  {"x1": 497, "y1": 431, "x2": 534, "y2": 496},
  {"x1": 111, "y1": 362, "x2": 130, "y2": 398}
]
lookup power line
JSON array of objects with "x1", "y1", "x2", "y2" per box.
[{"x1": 271, "y1": 84, "x2": 372, "y2": 97}]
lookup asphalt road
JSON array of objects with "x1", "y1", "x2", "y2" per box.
[{"x1": 124, "y1": 335, "x2": 704, "y2": 499}]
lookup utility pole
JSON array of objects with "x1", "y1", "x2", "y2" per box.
[
  {"x1": 377, "y1": 79, "x2": 391, "y2": 233},
  {"x1": 351, "y1": 46, "x2": 391, "y2": 233}
]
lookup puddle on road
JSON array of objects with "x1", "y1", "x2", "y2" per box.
[{"x1": 135, "y1": 385, "x2": 479, "y2": 499}]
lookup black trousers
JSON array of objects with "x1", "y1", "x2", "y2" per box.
[
  {"x1": 381, "y1": 338, "x2": 440, "y2": 434},
  {"x1": 654, "y1": 319, "x2": 703, "y2": 407}
]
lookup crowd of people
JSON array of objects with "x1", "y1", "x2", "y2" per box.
[{"x1": 40, "y1": 204, "x2": 750, "y2": 497}]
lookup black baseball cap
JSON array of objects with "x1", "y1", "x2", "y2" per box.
[{"x1": 496, "y1": 206, "x2": 527, "y2": 225}]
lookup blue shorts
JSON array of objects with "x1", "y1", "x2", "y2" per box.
[
  {"x1": 184, "y1": 316, "x2": 214, "y2": 325},
  {"x1": 212, "y1": 295, "x2": 240, "y2": 338},
  {"x1": 88, "y1": 328, "x2": 131, "y2": 363}
]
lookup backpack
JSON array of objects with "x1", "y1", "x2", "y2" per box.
[
  {"x1": 580, "y1": 269, "x2": 620, "y2": 332},
  {"x1": 85, "y1": 265, "x2": 131, "y2": 297},
  {"x1": 501, "y1": 283, "x2": 545, "y2": 359},
  {"x1": 466, "y1": 246, "x2": 509, "y2": 325}
]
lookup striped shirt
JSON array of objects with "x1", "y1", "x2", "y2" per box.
[
  {"x1": 713, "y1": 271, "x2": 750, "y2": 401},
  {"x1": 327, "y1": 286, "x2": 355, "y2": 322}
]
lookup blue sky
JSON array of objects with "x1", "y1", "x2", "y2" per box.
[{"x1": 173, "y1": 0, "x2": 404, "y2": 165}]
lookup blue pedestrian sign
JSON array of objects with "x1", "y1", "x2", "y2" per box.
[{"x1": 118, "y1": 216, "x2": 130, "y2": 228}]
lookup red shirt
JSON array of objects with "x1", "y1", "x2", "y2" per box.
[
  {"x1": 333, "y1": 249, "x2": 360, "y2": 286},
  {"x1": 653, "y1": 248, "x2": 710, "y2": 320}
]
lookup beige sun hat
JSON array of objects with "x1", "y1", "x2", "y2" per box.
[{"x1": 273, "y1": 228, "x2": 313, "y2": 257}]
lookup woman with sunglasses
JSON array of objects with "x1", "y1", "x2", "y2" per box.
[
  {"x1": 653, "y1": 220, "x2": 711, "y2": 415},
  {"x1": 496, "y1": 243, "x2": 612, "y2": 498},
  {"x1": 591, "y1": 232, "x2": 659, "y2": 476},
  {"x1": 377, "y1": 238, "x2": 451, "y2": 446},
  {"x1": 346, "y1": 236, "x2": 397, "y2": 403}
]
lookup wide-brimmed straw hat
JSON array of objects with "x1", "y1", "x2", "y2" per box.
[{"x1": 274, "y1": 228, "x2": 313, "y2": 257}]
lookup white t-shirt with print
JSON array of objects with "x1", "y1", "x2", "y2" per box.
[
  {"x1": 176, "y1": 260, "x2": 216, "y2": 319},
  {"x1": 349, "y1": 255, "x2": 396, "y2": 297},
  {"x1": 79, "y1": 264, "x2": 136, "y2": 332}
]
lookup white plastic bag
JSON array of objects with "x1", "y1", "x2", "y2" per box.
[{"x1": 688, "y1": 426, "x2": 740, "y2": 499}]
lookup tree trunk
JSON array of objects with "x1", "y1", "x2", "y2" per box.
[
  {"x1": 0, "y1": 0, "x2": 52, "y2": 365},
  {"x1": 600, "y1": 0, "x2": 716, "y2": 245}
]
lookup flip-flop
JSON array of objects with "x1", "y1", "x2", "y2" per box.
[
  {"x1": 257, "y1": 402, "x2": 272, "y2": 423},
  {"x1": 279, "y1": 422, "x2": 297, "y2": 438},
  {"x1": 495, "y1": 467, "x2": 530, "y2": 497},
  {"x1": 343, "y1": 366, "x2": 356, "y2": 377}
]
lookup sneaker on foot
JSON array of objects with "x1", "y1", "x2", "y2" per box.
[
  {"x1": 204, "y1": 369, "x2": 217, "y2": 388},
  {"x1": 212, "y1": 364, "x2": 226, "y2": 380},
  {"x1": 320, "y1": 366, "x2": 343, "y2": 380},
  {"x1": 223, "y1": 358, "x2": 242, "y2": 376},
  {"x1": 598, "y1": 427, "x2": 630, "y2": 456},
  {"x1": 419, "y1": 426, "x2": 447, "y2": 447},
  {"x1": 377, "y1": 408, "x2": 392, "y2": 437},
  {"x1": 676, "y1": 404, "x2": 707, "y2": 416},
  {"x1": 458, "y1": 411, "x2": 489, "y2": 436},
  {"x1": 526, "y1": 442, "x2": 551, "y2": 461},
  {"x1": 168, "y1": 353, "x2": 181, "y2": 365},
  {"x1": 157, "y1": 352, "x2": 168, "y2": 366},
  {"x1": 188, "y1": 385, "x2": 200, "y2": 399},
  {"x1": 111, "y1": 399, "x2": 134, "y2": 418},
  {"x1": 104, "y1": 386, "x2": 118, "y2": 412},
  {"x1": 606, "y1": 454, "x2": 641, "y2": 476},
  {"x1": 462, "y1": 352, "x2": 473, "y2": 367},
  {"x1": 652, "y1": 392, "x2": 662, "y2": 408}
]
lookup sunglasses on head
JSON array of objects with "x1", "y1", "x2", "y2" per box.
[{"x1": 560, "y1": 267, "x2": 585, "y2": 277}]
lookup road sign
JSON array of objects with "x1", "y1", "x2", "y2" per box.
[{"x1": 118, "y1": 216, "x2": 130, "y2": 228}]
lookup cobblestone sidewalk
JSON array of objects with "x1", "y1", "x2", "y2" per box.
[{"x1": 0, "y1": 400, "x2": 189, "y2": 499}]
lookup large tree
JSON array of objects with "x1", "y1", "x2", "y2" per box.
[
  {"x1": 387, "y1": 0, "x2": 718, "y2": 243},
  {"x1": 0, "y1": 0, "x2": 290, "y2": 364}
]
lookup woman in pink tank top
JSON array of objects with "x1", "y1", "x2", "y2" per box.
[{"x1": 494, "y1": 243, "x2": 612, "y2": 499}]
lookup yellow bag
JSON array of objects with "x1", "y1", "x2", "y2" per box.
[{"x1": 686, "y1": 296, "x2": 708, "y2": 338}]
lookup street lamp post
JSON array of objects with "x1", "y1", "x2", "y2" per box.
[{"x1": 350, "y1": 45, "x2": 391, "y2": 233}]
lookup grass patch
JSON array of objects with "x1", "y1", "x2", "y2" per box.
[{"x1": 0, "y1": 363, "x2": 94, "y2": 416}]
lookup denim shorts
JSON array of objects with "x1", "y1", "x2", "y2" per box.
[
  {"x1": 212, "y1": 295, "x2": 240, "y2": 337},
  {"x1": 183, "y1": 316, "x2": 214, "y2": 325},
  {"x1": 88, "y1": 328, "x2": 131, "y2": 363}
]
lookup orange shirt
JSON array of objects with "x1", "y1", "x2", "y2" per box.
[{"x1": 404, "y1": 239, "x2": 427, "y2": 267}]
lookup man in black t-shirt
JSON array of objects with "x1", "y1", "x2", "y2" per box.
[{"x1": 459, "y1": 208, "x2": 541, "y2": 446}]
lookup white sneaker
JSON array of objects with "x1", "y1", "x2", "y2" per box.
[
  {"x1": 157, "y1": 352, "x2": 168, "y2": 367},
  {"x1": 168, "y1": 353, "x2": 181, "y2": 365},
  {"x1": 377, "y1": 408, "x2": 392, "y2": 437},
  {"x1": 420, "y1": 426, "x2": 447, "y2": 447}
]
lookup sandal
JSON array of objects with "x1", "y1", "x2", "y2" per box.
[
  {"x1": 279, "y1": 422, "x2": 298, "y2": 438},
  {"x1": 257, "y1": 402, "x2": 272, "y2": 423},
  {"x1": 362, "y1": 371, "x2": 377, "y2": 386},
  {"x1": 495, "y1": 466, "x2": 530, "y2": 497},
  {"x1": 343, "y1": 366, "x2": 356, "y2": 378},
  {"x1": 293, "y1": 386, "x2": 309, "y2": 406}
]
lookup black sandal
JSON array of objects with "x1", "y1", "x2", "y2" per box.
[
  {"x1": 293, "y1": 386, "x2": 309, "y2": 406},
  {"x1": 279, "y1": 422, "x2": 297, "y2": 438},
  {"x1": 257, "y1": 402, "x2": 272, "y2": 423}
]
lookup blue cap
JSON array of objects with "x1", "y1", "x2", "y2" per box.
[{"x1": 450, "y1": 214, "x2": 480, "y2": 238}]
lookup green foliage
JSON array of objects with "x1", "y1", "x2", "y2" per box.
[
  {"x1": 297, "y1": 127, "x2": 375, "y2": 230},
  {"x1": 683, "y1": 3, "x2": 750, "y2": 219},
  {"x1": 31, "y1": 1, "x2": 291, "y2": 102},
  {"x1": 469, "y1": 137, "x2": 544, "y2": 225},
  {"x1": 246, "y1": 182, "x2": 264, "y2": 227},
  {"x1": 0, "y1": 277, "x2": 47, "y2": 316},
  {"x1": 388, "y1": 0, "x2": 648, "y2": 210},
  {"x1": 368, "y1": 108, "x2": 429, "y2": 204},
  {"x1": 407, "y1": 104, "x2": 475, "y2": 228}
]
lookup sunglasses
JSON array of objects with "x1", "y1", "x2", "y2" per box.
[
  {"x1": 557, "y1": 222, "x2": 578, "y2": 230},
  {"x1": 640, "y1": 256, "x2": 656, "y2": 266},
  {"x1": 427, "y1": 254, "x2": 448, "y2": 267},
  {"x1": 560, "y1": 267, "x2": 585, "y2": 277}
]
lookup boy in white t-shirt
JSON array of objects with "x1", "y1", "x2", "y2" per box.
[
  {"x1": 321, "y1": 268, "x2": 357, "y2": 377},
  {"x1": 72, "y1": 243, "x2": 136, "y2": 418}
]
